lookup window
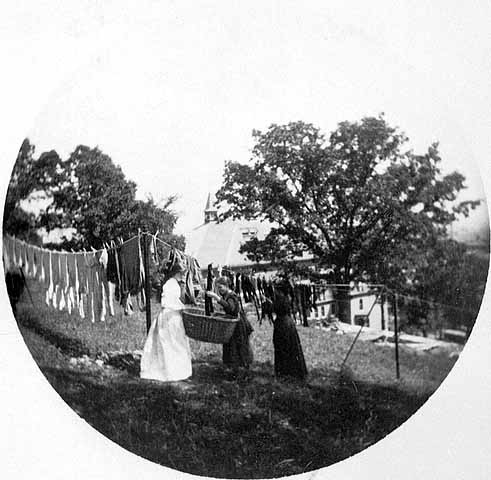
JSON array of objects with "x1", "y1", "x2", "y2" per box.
[
  {"x1": 359, "y1": 299, "x2": 364, "y2": 310},
  {"x1": 321, "y1": 306, "x2": 325, "y2": 317},
  {"x1": 240, "y1": 227, "x2": 258, "y2": 241}
]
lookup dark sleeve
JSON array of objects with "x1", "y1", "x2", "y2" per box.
[{"x1": 217, "y1": 294, "x2": 240, "y2": 316}]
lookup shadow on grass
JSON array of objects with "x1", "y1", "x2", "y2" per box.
[
  {"x1": 37, "y1": 357, "x2": 430, "y2": 479},
  {"x1": 16, "y1": 307, "x2": 90, "y2": 358}
]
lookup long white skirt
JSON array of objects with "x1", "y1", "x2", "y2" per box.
[{"x1": 140, "y1": 308, "x2": 192, "y2": 382}]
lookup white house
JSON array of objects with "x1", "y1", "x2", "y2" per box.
[{"x1": 308, "y1": 283, "x2": 390, "y2": 332}]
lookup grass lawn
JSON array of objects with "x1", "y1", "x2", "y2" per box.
[{"x1": 14, "y1": 279, "x2": 457, "y2": 478}]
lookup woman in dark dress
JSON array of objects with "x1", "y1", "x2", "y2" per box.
[
  {"x1": 272, "y1": 289, "x2": 308, "y2": 380},
  {"x1": 206, "y1": 276, "x2": 254, "y2": 369}
]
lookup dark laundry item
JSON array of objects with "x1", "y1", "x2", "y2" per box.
[
  {"x1": 263, "y1": 279, "x2": 275, "y2": 300},
  {"x1": 217, "y1": 290, "x2": 253, "y2": 368},
  {"x1": 241, "y1": 274, "x2": 251, "y2": 303},
  {"x1": 272, "y1": 291, "x2": 308, "y2": 380},
  {"x1": 261, "y1": 298, "x2": 274, "y2": 324},
  {"x1": 119, "y1": 236, "x2": 143, "y2": 297},
  {"x1": 235, "y1": 273, "x2": 241, "y2": 297},
  {"x1": 76, "y1": 253, "x2": 88, "y2": 294},
  {"x1": 106, "y1": 241, "x2": 120, "y2": 285},
  {"x1": 241, "y1": 274, "x2": 260, "y2": 320},
  {"x1": 257, "y1": 277, "x2": 263, "y2": 294},
  {"x1": 205, "y1": 263, "x2": 214, "y2": 316}
]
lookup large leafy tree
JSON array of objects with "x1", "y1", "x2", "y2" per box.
[
  {"x1": 403, "y1": 238, "x2": 488, "y2": 337},
  {"x1": 4, "y1": 141, "x2": 184, "y2": 250},
  {"x1": 216, "y1": 116, "x2": 480, "y2": 321},
  {"x1": 3, "y1": 139, "x2": 62, "y2": 243}
]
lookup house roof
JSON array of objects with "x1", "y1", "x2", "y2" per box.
[
  {"x1": 185, "y1": 218, "x2": 273, "y2": 268},
  {"x1": 185, "y1": 192, "x2": 315, "y2": 269}
]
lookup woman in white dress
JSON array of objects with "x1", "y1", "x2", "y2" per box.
[{"x1": 140, "y1": 263, "x2": 192, "y2": 382}]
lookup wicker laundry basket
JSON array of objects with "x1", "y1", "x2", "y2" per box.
[{"x1": 182, "y1": 308, "x2": 238, "y2": 344}]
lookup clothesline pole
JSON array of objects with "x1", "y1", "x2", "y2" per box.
[
  {"x1": 393, "y1": 292, "x2": 400, "y2": 380},
  {"x1": 142, "y1": 232, "x2": 152, "y2": 333}
]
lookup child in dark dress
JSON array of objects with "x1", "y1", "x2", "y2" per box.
[
  {"x1": 272, "y1": 289, "x2": 308, "y2": 380},
  {"x1": 206, "y1": 276, "x2": 254, "y2": 369}
]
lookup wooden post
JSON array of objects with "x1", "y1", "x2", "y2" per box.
[
  {"x1": 381, "y1": 291, "x2": 386, "y2": 331},
  {"x1": 393, "y1": 292, "x2": 400, "y2": 380},
  {"x1": 142, "y1": 232, "x2": 152, "y2": 333}
]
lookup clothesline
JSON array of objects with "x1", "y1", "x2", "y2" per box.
[
  {"x1": 3, "y1": 232, "x2": 140, "y2": 256},
  {"x1": 4, "y1": 231, "x2": 189, "y2": 260},
  {"x1": 385, "y1": 288, "x2": 469, "y2": 314}
]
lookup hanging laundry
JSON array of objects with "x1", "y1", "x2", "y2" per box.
[
  {"x1": 28, "y1": 244, "x2": 37, "y2": 278},
  {"x1": 76, "y1": 253, "x2": 89, "y2": 319},
  {"x1": 24, "y1": 244, "x2": 32, "y2": 277},
  {"x1": 235, "y1": 273, "x2": 242, "y2": 298},
  {"x1": 106, "y1": 241, "x2": 120, "y2": 290},
  {"x1": 84, "y1": 251, "x2": 104, "y2": 323},
  {"x1": 49, "y1": 251, "x2": 62, "y2": 309},
  {"x1": 118, "y1": 236, "x2": 146, "y2": 315},
  {"x1": 205, "y1": 263, "x2": 214, "y2": 316},
  {"x1": 119, "y1": 236, "x2": 144, "y2": 297},
  {"x1": 32, "y1": 247, "x2": 43, "y2": 282},
  {"x1": 42, "y1": 250, "x2": 52, "y2": 306},
  {"x1": 57, "y1": 252, "x2": 70, "y2": 311},
  {"x1": 2, "y1": 236, "x2": 13, "y2": 272},
  {"x1": 13, "y1": 239, "x2": 22, "y2": 269},
  {"x1": 106, "y1": 241, "x2": 120, "y2": 314},
  {"x1": 66, "y1": 252, "x2": 79, "y2": 314},
  {"x1": 98, "y1": 248, "x2": 114, "y2": 318},
  {"x1": 183, "y1": 254, "x2": 199, "y2": 305}
]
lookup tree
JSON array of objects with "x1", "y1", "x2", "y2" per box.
[
  {"x1": 216, "y1": 116, "x2": 479, "y2": 322},
  {"x1": 405, "y1": 238, "x2": 488, "y2": 337},
  {"x1": 4, "y1": 141, "x2": 184, "y2": 251},
  {"x1": 3, "y1": 139, "x2": 62, "y2": 243}
]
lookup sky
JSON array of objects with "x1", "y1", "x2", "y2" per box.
[{"x1": 4, "y1": 1, "x2": 490, "y2": 237}]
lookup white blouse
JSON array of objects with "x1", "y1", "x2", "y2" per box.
[{"x1": 161, "y1": 277, "x2": 185, "y2": 311}]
